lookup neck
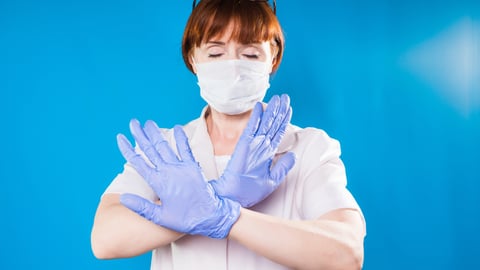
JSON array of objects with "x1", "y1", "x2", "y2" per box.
[{"x1": 205, "y1": 107, "x2": 252, "y2": 155}]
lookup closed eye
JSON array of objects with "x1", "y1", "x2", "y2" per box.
[
  {"x1": 243, "y1": 54, "x2": 259, "y2": 59},
  {"x1": 208, "y1": 53, "x2": 223, "y2": 58}
]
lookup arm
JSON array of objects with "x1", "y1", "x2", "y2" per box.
[
  {"x1": 90, "y1": 193, "x2": 183, "y2": 259},
  {"x1": 229, "y1": 208, "x2": 365, "y2": 270},
  {"x1": 93, "y1": 95, "x2": 293, "y2": 251}
]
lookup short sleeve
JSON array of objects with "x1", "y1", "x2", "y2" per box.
[{"x1": 296, "y1": 128, "x2": 362, "y2": 220}]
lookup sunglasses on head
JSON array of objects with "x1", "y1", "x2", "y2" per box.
[{"x1": 192, "y1": 0, "x2": 277, "y2": 15}]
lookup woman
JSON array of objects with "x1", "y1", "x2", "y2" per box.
[{"x1": 91, "y1": 0, "x2": 365, "y2": 269}]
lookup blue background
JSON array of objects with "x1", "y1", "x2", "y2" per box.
[{"x1": 1, "y1": 0, "x2": 479, "y2": 269}]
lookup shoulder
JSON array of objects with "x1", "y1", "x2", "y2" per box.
[{"x1": 280, "y1": 124, "x2": 342, "y2": 163}]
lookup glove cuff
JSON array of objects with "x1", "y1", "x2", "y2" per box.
[{"x1": 207, "y1": 198, "x2": 241, "y2": 239}]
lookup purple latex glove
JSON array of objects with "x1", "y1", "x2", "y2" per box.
[
  {"x1": 209, "y1": 94, "x2": 296, "y2": 207},
  {"x1": 117, "y1": 120, "x2": 240, "y2": 239}
]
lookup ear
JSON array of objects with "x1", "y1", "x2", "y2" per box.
[
  {"x1": 269, "y1": 45, "x2": 279, "y2": 73},
  {"x1": 190, "y1": 55, "x2": 197, "y2": 74},
  {"x1": 269, "y1": 56, "x2": 277, "y2": 74}
]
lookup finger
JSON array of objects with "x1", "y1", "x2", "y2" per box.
[
  {"x1": 173, "y1": 125, "x2": 196, "y2": 163},
  {"x1": 243, "y1": 102, "x2": 263, "y2": 139},
  {"x1": 270, "y1": 152, "x2": 296, "y2": 183},
  {"x1": 270, "y1": 105, "x2": 292, "y2": 149},
  {"x1": 117, "y1": 134, "x2": 154, "y2": 180},
  {"x1": 120, "y1": 193, "x2": 165, "y2": 225},
  {"x1": 266, "y1": 94, "x2": 291, "y2": 143},
  {"x1": 257, "y1": 95, "x2": 280, "y2": 136},
  {"x1": 129, "y1": 119, "x2": 164, "y2": 167},
  {"x1": 144, "y1": 120, "x2": 179, "y2": 163},
  {"x1": 231, "y1": 102, "x2": 263, "y2": 158}
]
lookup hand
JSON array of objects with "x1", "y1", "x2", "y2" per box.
[
  {"x1": 209, "y1": 94, "x2": 296, "y2": 208},
  {"x1": 117, "y1": 120, "x2": 240, "y2": 239}
]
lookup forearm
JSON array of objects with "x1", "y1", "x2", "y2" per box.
[
  {"x1": 91, "y1": 194, "x2": 183, "y2": 259},
  {"x1": 228, "y1": 208, "x2": 364, "y2": 270}
]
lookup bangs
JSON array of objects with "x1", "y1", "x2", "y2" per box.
[{"x1": 202, "y1": 1, "x2": 278, "y2": 45}]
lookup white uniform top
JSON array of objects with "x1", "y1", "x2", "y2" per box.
[{"x1": 104, "y1": 107, "x2": 364, "y2": 270}]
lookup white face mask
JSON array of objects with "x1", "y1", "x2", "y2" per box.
[{"x1": 194, "y1": 59, "x2": 271, "y2": 115}]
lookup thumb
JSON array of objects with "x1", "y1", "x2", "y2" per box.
[
  {"x1": 120, "y1": 193, "x2": 162, "y2": 223},
  {"x1": 209, "y1": 175, "x2": 227, "y2": 196},
  {"x1": 270, "y1": 152, "x2": 296, "y2": 182}
]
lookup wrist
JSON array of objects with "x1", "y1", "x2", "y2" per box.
[{"x1": 207, "y1": 198, "x2": 241, "y2": 239}]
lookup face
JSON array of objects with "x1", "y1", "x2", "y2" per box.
[{"x1": 191, "y1": 23, "x2": 275, "y2": 73}]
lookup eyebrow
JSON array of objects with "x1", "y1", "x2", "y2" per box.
[
  {"x1": 206, "y1": 41, "x2": 225, "y2": 46},
  {"x1": 206, "y1": 41, "x2": 263, "y2": 47}
]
